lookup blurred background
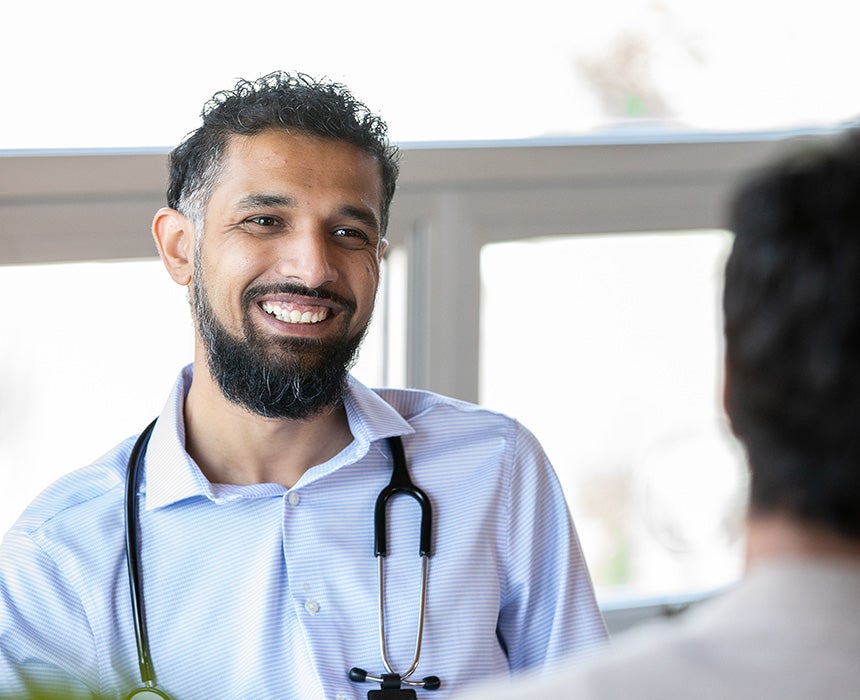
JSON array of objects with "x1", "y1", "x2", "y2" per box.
[{"x1": 1, "y1": 0, "x2": 857, "y2": 621}]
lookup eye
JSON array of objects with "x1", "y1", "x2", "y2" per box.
[
  {"x1": 246, "y1": 215, "x2": 280, "y2": 228},
  {"x1": 238, "y1": 215, "x2": 285, "y2": 237},
  {"x1": 332, "y1": 227, "x2": 371, "y2": 250}
]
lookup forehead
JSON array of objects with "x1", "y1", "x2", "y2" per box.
[{"x1": 215, "y1": 130, "x2": 384, "y2": 206}]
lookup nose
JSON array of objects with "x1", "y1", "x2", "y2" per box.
[{"x1": 274, "y1": 225, "x2": 338, "y2": 290}]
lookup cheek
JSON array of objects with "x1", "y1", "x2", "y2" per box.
[
  {"x1": 340, "y1": 251, "x2": 380, "y2": 290},
  {"x1": 198, "y1": 247, "x2": 260, "y2": 318},
  {"x1": 221, "y1": 244, "x2": 261, "y2": 276},
  {"x1": 359, "y1": 262, "x2": 382, "y2": 301},
  {"x1": 344, "y1": 265, "x2": 380, "y2": 328},
  {"x1": 216, "y1": 241, "x2": 262, "y2": 278}
]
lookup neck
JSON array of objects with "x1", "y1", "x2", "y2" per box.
[
  {"x1": 183, "y1": 361, "x2": 354, "y2": 488},
  {"x1": 745, "y1": 512, "x2": 860, "y2": 570}
]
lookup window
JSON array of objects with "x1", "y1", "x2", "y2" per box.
[
  {"x1": 480, "y1": 231, "x2": 747, "y2": 601},
  {"x1": 0, "y1": 261, "x2": 187, "y2": 533}
]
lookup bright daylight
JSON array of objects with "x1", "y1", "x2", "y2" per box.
[{"x1": 2, "y1": 0, "x2": 856, "y2": 593}]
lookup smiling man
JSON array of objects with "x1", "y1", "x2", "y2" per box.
[
  {"x1": 0, "y1": 72, "x2": 607, "y2": 699},
  {"x1": 159, "y1": 129, "x2": 389, "y2": 486}
]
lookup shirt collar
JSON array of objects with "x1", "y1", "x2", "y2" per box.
[
  {"x1": 143, "y1": 364, "x2": 414, "y2": 510},
  {"x1": 343, "y1": 374, "x2": 415, "y2": 444}
]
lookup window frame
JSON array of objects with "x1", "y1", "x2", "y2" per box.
[{"x1": 0, "y1": 133, "x2": 814, "y2": 402}]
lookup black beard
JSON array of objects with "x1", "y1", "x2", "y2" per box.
[{"x1": 192, "y1": 273, "x2": 366, "y2": 420}]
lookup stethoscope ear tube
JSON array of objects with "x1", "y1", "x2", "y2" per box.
[
  {"x1": 374, "y1": 436, "x2": 432, "y2": 558},
  {"x1": 351, "y1": 436, "x2": 441, "y2": 692},
  {"x1": 124, "y1": 419, "x2": 160, "y2": 693}
]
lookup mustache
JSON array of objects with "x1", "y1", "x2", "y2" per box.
[{"x1": 242, "y1": 282, "x2": 357, "y2": 315}]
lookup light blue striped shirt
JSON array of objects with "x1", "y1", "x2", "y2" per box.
[{"x1": 0, "y1": 365, "x2": 607, "y2": 699}]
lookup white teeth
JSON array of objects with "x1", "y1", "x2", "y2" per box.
[{"x1": 261, "y1": 302, "x2": 329, "y2": 324}]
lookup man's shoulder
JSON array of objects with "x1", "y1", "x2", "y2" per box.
[
  {"x1": 7, "y1": 436, "x2": 134, "y2": 540},
  {"x1": 346, "y1": 379, "x2": 544, "y2": 466},
  {"x1": 370, "y1": 385, "x2": 516, "y2": 425}
]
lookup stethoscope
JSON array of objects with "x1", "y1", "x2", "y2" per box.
[{"x1": 124, "y1": 419, "x2": 441, "y2": 699}]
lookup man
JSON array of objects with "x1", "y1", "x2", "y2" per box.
[
  {"x1": 457, "y1": 129, "x2": 860, "y2": 700},
  {"x1": 0, "y1": 72, "x2": 607, "y2": 699}
]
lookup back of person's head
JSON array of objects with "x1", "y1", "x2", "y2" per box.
[
  {"x1": 167, "y1": 70, "x2": 400, "y2": 232},
  {"x1": 723, "y1": 128, "x2": 860, "y2": 538}
]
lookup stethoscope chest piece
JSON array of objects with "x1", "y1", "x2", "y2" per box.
[{"x1": 368, "y1": 681, "x2": 418, "y2": 699}]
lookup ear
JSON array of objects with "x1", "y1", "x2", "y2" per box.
[
  {"x1": 378, "y1": 237, "x2": 389, "y2": 261},
  {"x1": 152, "y1": 207, "x2": 194, "y2": 286}
]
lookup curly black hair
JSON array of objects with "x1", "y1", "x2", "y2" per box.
[{"x1": 166, "y1": 71, "x2": 400, "y2": 232}]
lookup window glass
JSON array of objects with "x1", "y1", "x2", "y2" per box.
[
  {"x1": 2, "y1": 0, "x2": 856, "y2": 150},
  {"x1": 0, "y1": 259, "x2": 389, "y2": 535},
  {"x1": 479, "y1": 232, "x2": 748, "y2": 602}
]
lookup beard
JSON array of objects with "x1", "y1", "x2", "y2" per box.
[{"x1": 191, "y1": 265, "x2": 368, "y2": 420}]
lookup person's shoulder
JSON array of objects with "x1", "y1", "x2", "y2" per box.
[
  {"x1": 477, "y1": 617, "x2": 708, "y2": 700},
  {"x1": 371, "y1": 385, "x2": 516, "y2": 424},
  {"x1": 8, "y1": 435, "x2": 134, "y2": 539},
  {"x1": 349, "y1": 379, "x2": 543, "y2": 459},
  {"x1": 543, "y1": 596, "x2": 741, "y2": 698},
  {"x1": 366, "y1": 386, "x2": 556, "y2": 466}
]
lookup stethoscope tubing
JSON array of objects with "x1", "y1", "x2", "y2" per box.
[
  {"x1": 377, "y1": 554, "x2": 430, "y2": 685},
  {"x1": 124, "y1": 422, "x2": 440, "y2": 696},
  {"x1": 124, "y1": 418, "x2": 159, "y2": 691},
  {"x1": 367, "y1": 436, "x2": 436, "y2": 688}
]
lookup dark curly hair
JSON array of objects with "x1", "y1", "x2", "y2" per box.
[
  {"x1": 167, "y1": 71, "x2": 400, "y2": 232},
  {"x1": 723, "y1": 128, "x2": 860, "y2": 537}
]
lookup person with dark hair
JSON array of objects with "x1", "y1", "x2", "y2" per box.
[
  {"x1": 457, "y1": 129, "x2": 860, "y2": 700},
  {"x1": 0, "y1": 72, "x2": 607, "y2": 699}
]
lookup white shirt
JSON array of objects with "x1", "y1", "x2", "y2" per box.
[{"x1": 0, "y1": 365, "x2": 607, "y2": 699}]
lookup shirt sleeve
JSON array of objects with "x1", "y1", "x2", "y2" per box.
[
  {"x1": 496, "y1": 422, "x2": 609, "y2": 671},
  {"x1": 0, "y1": 528, "x2": 99, "y2": 698}
]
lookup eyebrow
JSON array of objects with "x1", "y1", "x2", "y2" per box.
[
  {"x1": 235, "y1": 193, "x2": 296, "y2": 211},
  {"x1": 338, "y1": 204, "x2": 381, "y2": 232},
  {"x1": 234, "y1": 193, "x2": 380, "y2": 232}
]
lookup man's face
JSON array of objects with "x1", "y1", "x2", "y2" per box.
[{"x1": 190, "y1": 130, "x2": 387, "y2": 418}]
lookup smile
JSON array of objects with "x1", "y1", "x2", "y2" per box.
[{"x1": 261, "y1": 301, "x2": 330, "y2": 324}]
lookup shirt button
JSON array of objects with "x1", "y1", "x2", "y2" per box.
[
  {"x1": 305, "y1": 599, "x2": 320, "y2": 615},
  {"x1": 336, "y1": 695, "x2": 348, "y2": 700},
  {"x1": 288, "y1": 491, "x2": 300, "y2": 506}
]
